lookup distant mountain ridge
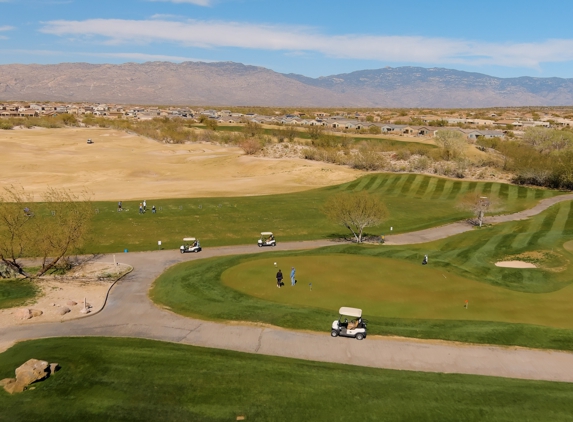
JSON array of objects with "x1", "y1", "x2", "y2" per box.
[{"x1": 0, "y1": 61, "x2": 572, "y2": 107}]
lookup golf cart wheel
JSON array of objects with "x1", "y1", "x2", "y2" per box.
[
  {"x1": 272, "y1": 243, "x2": 276, "y2": 247},
  {"x1": 355, "y1": 333, "x2": 364, "y2": 341},
  {"x1": 258, "y1": 244, "x2": 262, "y2": 247},
  {"x1": 331, "y1": 330, "x2": 339, "y2": 337},
  {"x1": 180, "y1": 250, "x2": 184, "y2": 254}
]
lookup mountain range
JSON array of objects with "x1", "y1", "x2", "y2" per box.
[{"x1": 0, "y1": 61, "x2": 572, "y2": 108}]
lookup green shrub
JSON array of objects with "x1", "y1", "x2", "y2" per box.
[{"x1": 0, "y1": 120, "x2": 14, "y2": 130}]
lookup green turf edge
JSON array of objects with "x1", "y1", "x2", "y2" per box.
[
  {"x1": 2, "y1": 337, "x2": 573, "y2": 422},
  {"x1": 0, "y1": 279, "x2": 38, "y2": 309},
  {"x1": 82, "y1": 173, "x2": 565, "y2": 254},
  {"x1": 150, "y1": 246, "x2": 573, "y2": 352}
]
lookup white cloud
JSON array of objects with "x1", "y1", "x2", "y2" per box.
[
  {"x1": 147, "y1": 0, "x2": 213, "y2": 6},
  {"x1": 0, "y1": 48, "x2": 212, "y2": 62},
  {"x1": 88, "y1": 52, "x2": 212, "y2": 62},
  {"x1": 0, "y1": 25, "x2": 15, "y2": 31},
  {"x1": 39, "y1": 18, "x2": 573, "y2": 68}
]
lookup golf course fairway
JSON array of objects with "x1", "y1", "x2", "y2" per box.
[
  {"x1": 222, "y1": 254, "x2": 573, "y2": 329},
  {"x1": 4, "y1": 337, "x2": 573, "y2": 421}
]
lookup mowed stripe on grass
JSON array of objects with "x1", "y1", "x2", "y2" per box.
[
  {"x1": 152, "y1": 198, "x2": 573, "y2": 349},
  {"x1": 85, "y1": 174, "x2": 563, "y2": 253}
]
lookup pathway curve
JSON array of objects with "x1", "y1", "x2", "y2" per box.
[
  {"x1": 3, "y1": 194, "x2": 573, "y2": 383},
  {"x1": 384, "y1": 193, "x2": 573, "y2": 245}
]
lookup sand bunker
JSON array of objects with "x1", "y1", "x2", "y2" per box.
[
  {"x1": 0, "y1": 262, "x2": 131, "y2": 329},
  {"x1": 495, "y1": 261, "x2": 537, "y2": 269},
  {"x1": 564, "y1": 240, "x2": 573, "y2": 252},
  {"x1": 0, "y1": 128, "x2": 362, "y2": 201}
]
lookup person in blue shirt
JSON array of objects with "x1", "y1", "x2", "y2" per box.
[{"x1": 290, "y1": 267, "x2": 296, "y2": 286}]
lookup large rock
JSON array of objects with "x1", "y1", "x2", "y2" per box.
[
  {"x1": 2, "y1": 359, "x2": 55, "y2": 394},
  {"x1": 15, "y1": 359, "x2": 50, "y2": 385},
  {"x1": 0, "y1": 378, "x2": 15, "y2": 388},
  {"x1": 30, "y1": 309, "x2": 43, "y2": 318},
  {"x1": 58, "y1": 307, "x2": 71, "y2": 316},
  {"x1": 1, "y1": 359, "x2": 60, "y2": 394},
  {"x1": 15, "y1": 308, "x2": 31, "y2": 320},
  {"x1": 66, "y1": 300, "x2": 77, "y2": 306}
]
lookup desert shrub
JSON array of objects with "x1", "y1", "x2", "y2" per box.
[
  {"x1": 0, "y1": 120, "x2": 14, "y2": 130},
  {"x1": 411, "y1": 155, "x2": 431, "y2": 171},
  {"x1": 394, "y1": 149, "x2": 412, "y2": 161},
  {"x1": 434, "y1": 129, "x2": 467, "y2": 160},
  {"x1": 240, "y1": 138, "x2": 263, "y2": 155},
  {"x1": 302, "y1": 147, "x2": 320, "y2": 161}
]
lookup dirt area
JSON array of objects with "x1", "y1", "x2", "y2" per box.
[
  {"x1": 499, "y1": 251, "x2": 569, "y2": 272},
  {"x1": 0, "y1": 127, "x2": 362, "y2": 201},
  {"x1": 564, "y1": 240, "x2": 573, "y2": 252},
  {"x1": 495, "y1": 261, "x2": 537, "y2": 269},
  {"x1": 0, "y1": 262, "x2": 131, "y2": 329}
]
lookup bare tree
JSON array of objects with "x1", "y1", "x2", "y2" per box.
[
  {"x1": 34, "y1": 188, "x2": 93, "y2": 276},
  {"x1": 323, "y1": 191, "x2": 388, "y2": 243},
  {"x1": 458, "y1": 192, "x2": 502, "y2": 227},
  {"x1": 0, "y1": 186, "x2": 35, "y2": 276},
  {"x1": 434, "y1": 129, "x2": 467, "y2": 161},
  {"x1": 0, "y1": 186, "x2": 93, "y2": 278}
]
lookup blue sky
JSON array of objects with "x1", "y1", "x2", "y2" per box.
[{"x1": 1, "y1": 0, "x2": 573, "y2": 78}]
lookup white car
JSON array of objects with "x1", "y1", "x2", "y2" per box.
[
  {"x1": 180, "y1": 237, "x2": 202, "y2": 253},
  {"x1": 331, "y1": 307, "x2": 367, "y2": 340},
  {"x1": 257, "y1": 232, "x2": 276, "y2": 247}
]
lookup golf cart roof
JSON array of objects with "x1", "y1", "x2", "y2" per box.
[
  {"x1": 260, "y1": 232, "x2": 273, "y2": 236},
  {"x1": 183, "y1": 237, "x2": 197, "y2": 241},
  {"x1": 338, "y1": 307, "x2": 362, "y2": 318}
]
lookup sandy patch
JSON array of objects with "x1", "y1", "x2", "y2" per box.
[
  {"x1": 564, "y1": 240, "x2": 573, "y2": 252},
  {"x1": 495, "y1": 261, "x2": 537, "y2": 269},
  {"x1": 0, "y1": 262, "x2": 131, "y2": 329},
  {"x1": 0, "y1": 128, "x2": 362, "y2": 201}
]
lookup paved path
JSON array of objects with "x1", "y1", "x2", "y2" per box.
[
  {"x1": 384, "y1": 193, "x2": 573, "y2": 245},
  {"x1": 3, "y1": 194, "x2": 573, "y2": 383}
]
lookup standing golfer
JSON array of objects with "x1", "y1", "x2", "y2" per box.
[
  {"x1": 290, "y1": 267, "x2": 296, "y2": 286},
  {"x1": 276, "y1": 269, "x2": 283, "y2": 288}
]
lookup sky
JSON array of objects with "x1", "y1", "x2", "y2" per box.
[{"x1": 1, "y1": 0, "x2": 573, "y2": 79}]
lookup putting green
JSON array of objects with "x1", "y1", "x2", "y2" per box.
[{"x1": 222, "y1": 254, "x2": 573, "y2": 329}]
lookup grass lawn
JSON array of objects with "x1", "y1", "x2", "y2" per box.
[
  {"x1": 151, "y1": 199, "x2": 573, "y2": 350},
  {"x1": 84, "y1": 173, "x2": 561, "y2": 253},
  {"x1": 0, "y1": 279, "x2": 37, "y2": 309},
  {"x1": 222, "y1": 254, "x2": 573, "y2": 329},
  {"x1": 2, "y1": 337, "x2": 573, "y2": 422}
]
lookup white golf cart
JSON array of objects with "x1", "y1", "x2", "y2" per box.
[
  {"x1": 331, "y1": 307, "x2": 367, "y2": 340},
  {"x1": 180, "y1": 237, "x2": 201, "y2": 253},
  {"x1": 87, "y1": 139, "x2": 94, "y2": 144},
  {"x1": 258, "y1": 232, "x2": 276, "y2": 247}
]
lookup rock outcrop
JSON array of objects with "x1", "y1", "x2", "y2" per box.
[{"x1": 1, "y1": 359, "x2": 60, "y2": 394}]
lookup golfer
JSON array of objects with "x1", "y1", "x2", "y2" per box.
[
  {"x1": 290, "y1": 267, "x2": 296, "y2": 286},
  {"x1": 276, "y1": 269, "x2": 283, "y2": 288}
]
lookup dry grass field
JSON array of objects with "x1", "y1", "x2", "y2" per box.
[{"x1": 0, "y1": 127, "x2": 362, "y2": 201}]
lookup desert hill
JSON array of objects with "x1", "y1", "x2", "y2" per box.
[{"x1": 1, "y1": 61, "x2": 572, "y2": 107}]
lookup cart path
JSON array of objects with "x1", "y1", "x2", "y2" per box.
[
  {"x1": 383, "y1": 192, "x2": 573, "y2": 245},
  {"x1": 3, "y1": 194, "x2": 573, "y2": 383}
]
